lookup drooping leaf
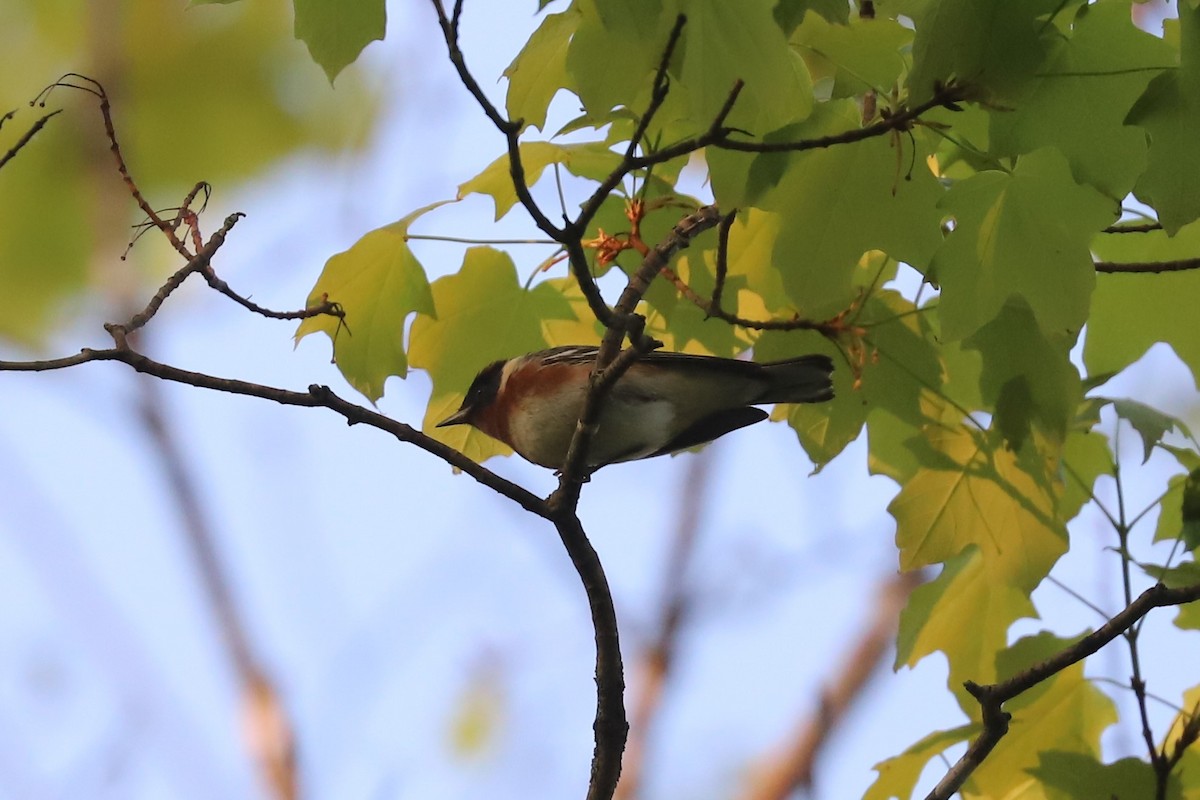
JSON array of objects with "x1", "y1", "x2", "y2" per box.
[
  {"x1": 989, "y1": 0, "x2": 1174, "y2": 199},
  {"x1": 504, "y1": 8, "x2": 580, "y2": 133},
  {"x1": 964, "y1": 298, "x2": 1081, "y2": 450},
  {"x1": 771, "y1": 288, "x2": 944, "y2": 470},
  {"x1": 293, "y1": 0, "x2": 386, "y2": 83},
  {"x1": 295, "y1": 202, "x2": 444, "y2": 401},
  {"x1": 1126, "y1": 1, "x2": 1200, "y2": 233},
  {"x1": 1105, "y1": 398, "x2": 1198, "y2": 464}
]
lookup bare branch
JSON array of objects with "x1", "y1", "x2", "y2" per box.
[
  {"x1": 1095, "y1": 258, "x2": 1200, "y2": 274},
  {"x1": 35, "y1": 74, "x2": 193, "y2": 258},
  {"x1": 0, "y1": 347, "x2": 546, "y2": 516},
  {"x1": 429, "y1": 0, "x2": 562, "y2": 240},
  {"x1": 0, "y1": 108, "x2": 62, "y2": 171},
  {"x1": 551, "y1": 512, "x2": 628, "y2": 800}
]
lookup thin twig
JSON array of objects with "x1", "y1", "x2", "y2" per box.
[
  {"x1": 0, "y1": 108, "x2": 62, "y2": 171},
  {"x1": 429, "y1": 0, "x2": 561, "y2": 241},
  {"x1": 35, "y1": 74, "x2": 192, "y2": 258},
  {"x1": 1095, "y1": 259, "x2": 1200, "y2": 274}
]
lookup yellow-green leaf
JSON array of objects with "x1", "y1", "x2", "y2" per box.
[
  {"x1": 896, "y1": 547, "x2": 1036, "y2": 692},
  {"x1": 864, "y1": 724, "x2": 975, "y2": 800},
  {"x1": 890, "y1": 425, "x2": 1067, "y2": 584},
  {"x1": 408, "y1": 247, "x2": 576, "y2": 462},
  {"x1": 458, "y1": 141, "x2": 624, "y2": 221},
  {"x1": 930, "y1": 147, "x2": 1115, "y2": 341},
  {"x1": 295, "y1": 202, "x2": 445, "y2": 401},
  {"x1": 505, "y1": 9, "x2": 580, "y2": 132}
]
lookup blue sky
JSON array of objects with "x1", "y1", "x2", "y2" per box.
[{"x1": 0, "y1": 2, "x2": 1197, "y2": 799}]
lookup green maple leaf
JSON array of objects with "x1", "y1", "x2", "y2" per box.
[
  {"x1": 295, "y1": 202, "x2": 444, "y2": 401},
  {"x1": 791, "y1": 13, "x2": 913, "y2": 99},
  {"x1": 505, "y1": 9, "x2": 580, "y2": 133},
  {"x1": 896, "y1": 547, "x2": 1037, "y2": 692},
  {"x1": 293, "y1": 0, "x2": 385, "y2": 83},
  {"x1": 407, "y1": 247, "x2": 576, "y2": 463},
  {"x1": 964, "y1": 298, "x2": 1081, "y2": 450},
  {"x1": 989, "y1": 0, "x2": 1174, "y2": 199},
  {"x1": 723, "y1": 102, "x2": 945, "y2": 322},
  {"x1": 669, "y1": 0, "x2": 813, "y2": 136},
  {"x1": 1126, "y1": 1, "x2": 1200, "y2": 233},
  {"x1": 1030, "y1": 754, "x2": 1159, "y2": 800},
  {"x1": 905, "y1": 0, "x2": 1062, "y2": 104},
  {"x1": 1086, "y1": 220, "x2": 1200, "y2": 387},
  {"x1": 930, "y1": 147, "x2": 1115, "y2": 341}
]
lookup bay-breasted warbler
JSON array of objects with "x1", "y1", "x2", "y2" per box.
[{"x1": 437, "y1": 345, "x2": 834, "y2": 469}]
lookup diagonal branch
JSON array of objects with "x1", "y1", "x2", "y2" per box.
[
  {"x1": 0, "y1": 346, "x2": 547, "y2": 516},
  {"x1": 0, "y1": 108, "x2": 62, "y2": 171},
  {"x1": 926, "y1": 581, "x2": 1200, "y2": 800},
  {"x1": 429, "y1": 0, "x2": 563, "y2": 243}
]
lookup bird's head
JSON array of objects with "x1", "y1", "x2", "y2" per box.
[{"x1": 436, "y1": 359, "x2": 507, "y2": 428}]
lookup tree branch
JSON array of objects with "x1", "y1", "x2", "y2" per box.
[
  {"x1": 550, "y1": 205, "x2": 724, "y2": 511},
  {"x1": 0, "y1": 346, "x2": 547, "y2": 516},
  {"x1": 550, "y1": 512, "x2": 628, "y2": 800},
  {"x1": 926, "y1": 581, "x2": 1200, "y2": 800},
  {"x1": 429, "y1": 0, "x2": 562, "y2": 241},
  {"x1": 743, "y1": 570, "x2": 924, "y2": 800},
  {"x1": 0, "y1": 108, "x2": 62, "y2": 171},
  {"x1": 1095, "y1": 259, "x2": 1200, "y2": 274}
]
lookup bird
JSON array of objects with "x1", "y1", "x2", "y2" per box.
[{"x1": 437, "y1": 345, "x2": 834, "y2": 470}]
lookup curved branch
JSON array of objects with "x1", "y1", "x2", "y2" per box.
[
  {"x1": 550, "y1": 512, "x2": 628, "y2": 800},
  {"x1": 0, "y1": 346, "x2": 546, "y2": 517},
  {"x1": 429, "y1": 0, "x2": 562, "y2": 241},
  {"x1": 926, "y1": 581, "x2": 1200, "y2": 800}
]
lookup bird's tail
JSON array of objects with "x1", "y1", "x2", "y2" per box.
[{"x1": 758, "y1": 354, "x2": 835, "y2": 404}]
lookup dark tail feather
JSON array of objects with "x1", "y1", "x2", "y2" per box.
[{"x1": 758, "y1": 354, "x2": 835, "y2": 404}]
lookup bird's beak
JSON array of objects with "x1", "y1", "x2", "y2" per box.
[{"x1": 436, "y1": 406, "x2": 473, "y2": 427}]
